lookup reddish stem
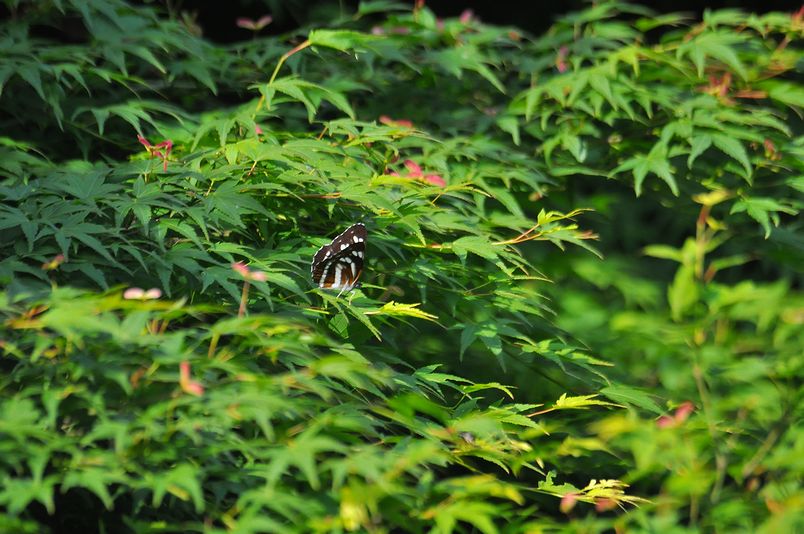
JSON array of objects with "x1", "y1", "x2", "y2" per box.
[{"x1": 238, "y1": 281, "x2": 250, "y2": 317}]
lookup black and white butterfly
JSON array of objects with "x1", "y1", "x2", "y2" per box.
[{"x1": 311, "y1": 223, "x2": 366, "y2": 293}]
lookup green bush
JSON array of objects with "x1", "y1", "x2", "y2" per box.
[{"x1": 0, "y1": 0, "x2": 801, "y2": 532}]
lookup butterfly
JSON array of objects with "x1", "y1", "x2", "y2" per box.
[{"x1": 311, "y1": 223, "x2": 366, "y2": 293}]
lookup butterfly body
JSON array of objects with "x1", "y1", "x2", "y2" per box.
[{"x1": 311, "y1": 223, "x2": 366, "y2": 293}]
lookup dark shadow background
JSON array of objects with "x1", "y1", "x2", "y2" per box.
[{"x1": 186, "y1": 0, "x2": 803, "y2": 42}]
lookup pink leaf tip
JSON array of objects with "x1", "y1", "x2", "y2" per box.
[
  {"x1": 237, "y1": 15, "x2": 272, "y2": 30},
  {"x1": 560, "y1": 493, "x2": 578, "y2": 514},
  {"x1": 231, "y1": 261, "x2": 267, "y2": 281},
  {"x1": 556, "y1": 46, "x2": 569, "y2": 73},
  {"x1": 124, "y1": 287, "x2": 162, "y2": 300},
  {"x1": 424, "y1": 174, "x2": 446, "y2": 187},
  {"x1": 595, "y1": 498, "x2": 617, "y2": 513},
  {"x1": 41, "y1": 254, "x2": 65, "y2": 271},
  {"x1": 380, "y1": 115, "x2": 414, "y2": 128},
  {"x1": 180, "y1": 361, "x2": 204, "y2": 396},
  {"x1": 403, "y1": 159, "x2": 422, "y2": 176}
]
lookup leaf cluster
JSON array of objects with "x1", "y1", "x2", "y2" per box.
[{"x1": 0, "y1": 0, "x2": 801, "y2": 532}]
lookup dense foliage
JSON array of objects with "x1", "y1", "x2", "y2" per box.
[{"x1": 1, "y1": 0, "x2": 801, "y2": 532}]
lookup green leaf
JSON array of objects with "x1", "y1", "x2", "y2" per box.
[
  {"x1": 679, "y1": 32, "x2": 748, "y2": 80},
  {"x1": 264, "y1": 270, "x2": 308, "y2": 300},
  {"x1": 643, "y1": 244, "x2": 683, "y2": 262},
  {"x1": 452, "y1": 236, "x2": 498, "y2": 262},
  {"x1": 90, "y1": 108, "x2": 111, "y2": 136},
  {"x1": 763, "y1": 81, "x2": 804, "y2": 108},
  {"x1": 552, "y1": 393, "x2": 621, "y2": 411},
  {"x1": 462, "y1": 382, "x2": 515, "y2": 399},
  {"x1": 130, "y1": 46, "x2": 166, "y2": 74},
  {"x1": 460, "y1": 324, "x2": 478, "y2": 360},
  {"x1": 645, "y1": 144, "x2": 678, "y2": 196},
  {"x1": 614, "y1": 143, "x2": 678, "y2": 196},
  {"x1": 730, "y1": 197, "x2": 798, "y2": 238},
  {"x1": 150, "y1": 464, "x2": 205, "y2": 513},
  {"x1": 308, "y1": 29, "x2": 375, "y2": 52},
  {"x1": 710, "y1": 134, "x2": 752, "y2": 178},
  {"x1": 62, "y1": 468, "x2": 120, "y2": 510},
  {"x1": 600, "y1": 386, "x2": 663, "y2": 415},
  {"x1": 0, "y1": 476, "x2": 58, "y2": 515},
  {"x1": 16, "y1": 64, "x2": 45, "y2": 100},
  {"x1": 687, "y1": 135, "x2": 712, "y2": 168},
  {"x1": 496, "y1": 116, "x2": 520, "y2": 146},
  {"x1": 368, "y1": 301, "x2": 439, "y2": 322},
  {"x1": 432, "y1": 500, "x2": 500, "y2": 534},
  {"x1": 668, "y1": 262, "x2": 698, "y2": 320},
  {"x1": 263, "y1": 431, "x2": 346, "y2": 490}
]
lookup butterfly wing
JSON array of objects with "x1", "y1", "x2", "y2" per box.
[{"x1": 311, "y1": 223, "x2": 366, "y2": 291}]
